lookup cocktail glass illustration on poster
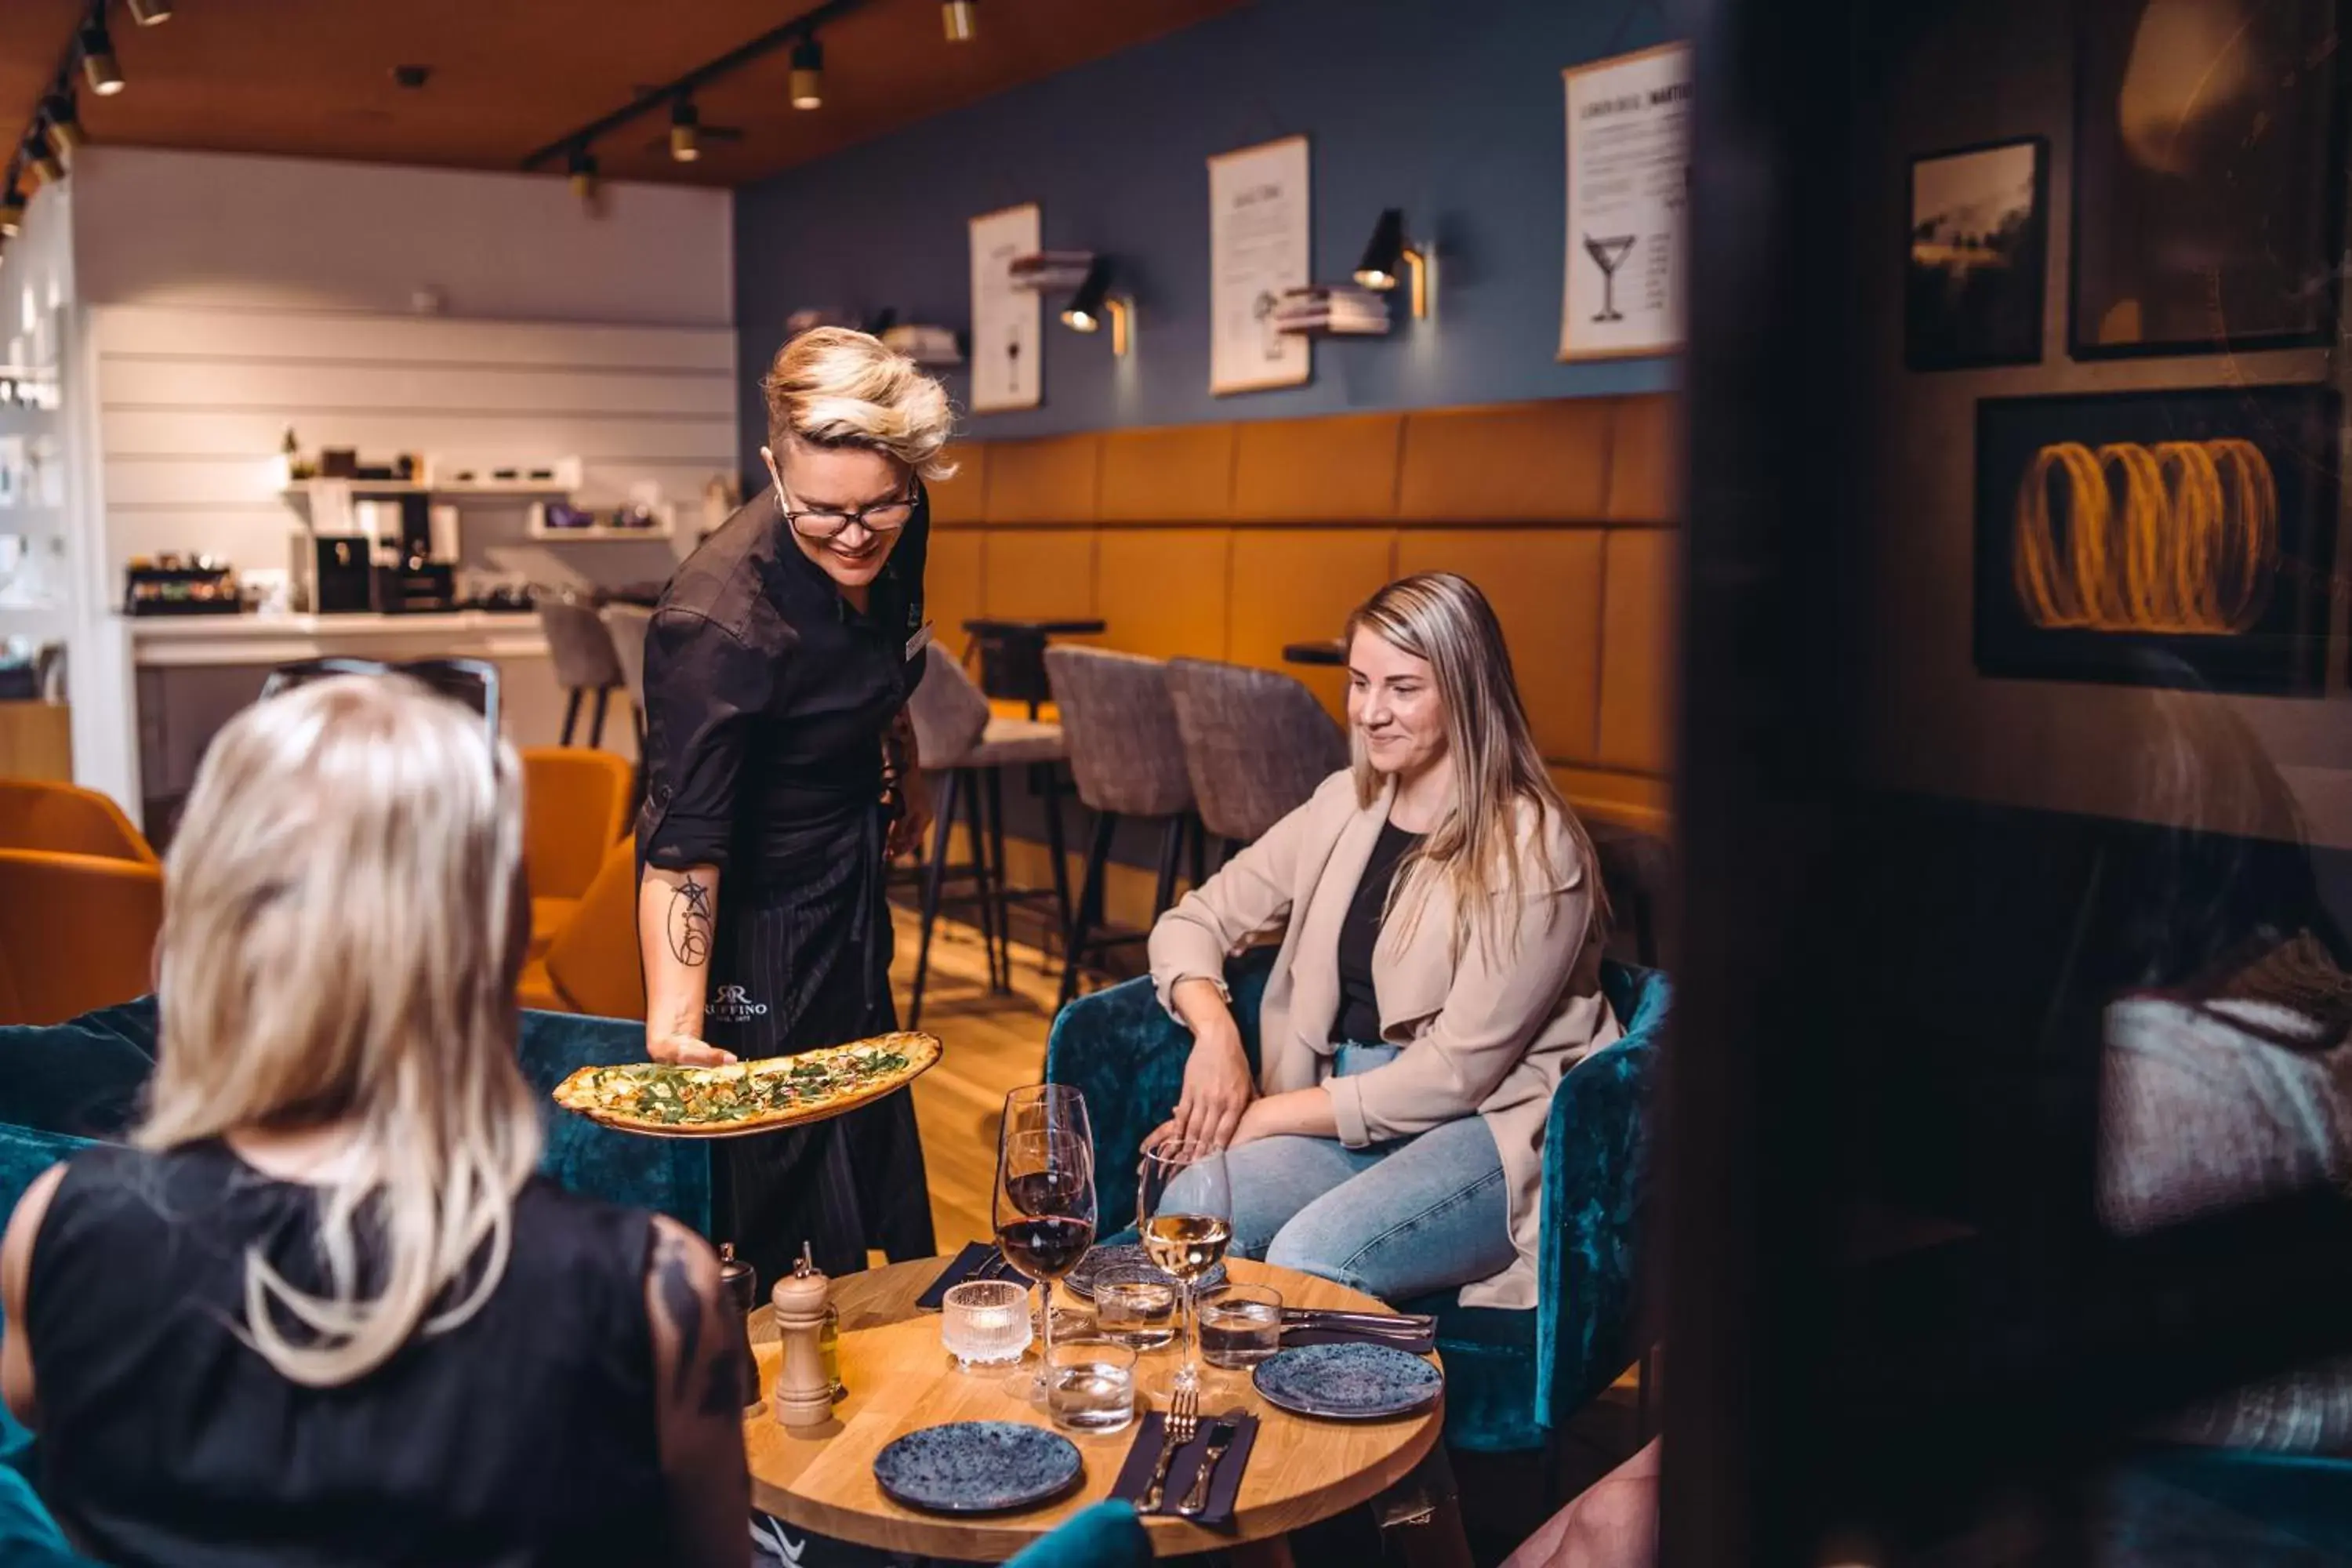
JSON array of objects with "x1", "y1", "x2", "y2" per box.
[
  {"x1": 970, "y1": 204, "x2": 1043, "y2": 413},
  {"x1": 2071, "y1": 0, "x2": 2339, "y2": 357},
  {"x1": 1560, "y1": 43, "x2": 1691, "y2": 361},
  {"x1": 1906, "y1": 138, "x2": 2049, "y2": 370},
  {"x1": 1973, "y1": 386, "x2": 2339, "y2": 695},
  {"x1": 1209, "y1": 135, "x2": 1312, "y2": 395}
]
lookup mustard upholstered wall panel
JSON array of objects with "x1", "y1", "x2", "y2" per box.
[
  {"x1": 1605, "y1": 394, "x2": 1679, "y2": 524},
  {"x1": 1597, "y1": 526, "x2": 1676, "y2": 772},
  {"x1": 1396, "y1": 528, "x2": 1605, "y2": 764},
  {"x1": 982, "y1": 529, "x2": 1100, "y2": 622},
  {"x1": 1098, "y1": 530, "x2": 1232, "y2": 661},
  {"x1": 1396, "y1": 402, "x2": 1614, "y2": 523},
  {"x1": 1099, "y1": 424, "x2": 1238, "y2": 522},
  {"x1": 1232, "y1": 413, "x2": 1403, "y2": 523},
  {"x1": 928, "y1": 444, "x2": 989, "y2": 527},
  {"x1": 985, "y1": 434, "x2": 1100, "y2": 524},
  {"x1": 927, "y1": 531, "x2": 985, "y2": 651},
  {"x1": 1229, "y1": 529, "x2": 1399, "y2": 711}
]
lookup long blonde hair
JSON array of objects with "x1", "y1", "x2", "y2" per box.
[
  {"x1": 762, "y1": 326, "x2": 958, "y2": 481},
  {"x1": 139, "y1": 675, "x2": 541, "y2": 1388},
  {"x1": 1346, "y1": 573, "x2": 1608, "y2": 960}
]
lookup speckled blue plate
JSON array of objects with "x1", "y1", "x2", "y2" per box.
[
  {"x1": 1063, "y1": 1243, "x2": 1226, "y2": 1301},
  {"x1": 1251, "y1": 1342, "x2": 1444, "y2": 1421},
  {"x1": 872, "y1": 1421, "x2": 1083, "y2": 1514}
]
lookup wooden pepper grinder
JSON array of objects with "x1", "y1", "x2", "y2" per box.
[{"x1": 771, "y1": 1242, "x2": 836, "y2": 1428}]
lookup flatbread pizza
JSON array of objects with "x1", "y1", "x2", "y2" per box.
[{"x1": 551, "y1": 1031, "x2": 942, "y2": 1138}]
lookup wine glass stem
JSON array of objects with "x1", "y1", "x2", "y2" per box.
[
  {"x1": 1036, "y1": 1278, "x2": 1054, "y2": 1392},
  {"x1": 1179, "y1": 1279, "x2": 1199, "y2": 1386}
]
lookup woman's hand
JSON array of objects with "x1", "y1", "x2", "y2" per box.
[
  {"x1": 1167, "y1": 1021, "x2": 1255, "y2": 1152},
  {"x1": 887, "y1": 771, "x2": 933, "y2": 862},
  {"x1": 649, "y1": 1031, "x2": 737, "y2": 1067}
]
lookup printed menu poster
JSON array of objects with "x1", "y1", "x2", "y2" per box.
[
  {"x1": 969, "y1": 203, "x2": 1042, "y2": 412},
  {"x1": 1559, "y1": 43, "x2": 1691, "y2": 360},
  {"x1": 1208, "y1": 135, "x2": 1312, "y2": 395}
]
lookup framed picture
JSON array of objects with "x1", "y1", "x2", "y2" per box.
[
  {"x1": 1558, "y1": 42, "x2": 1692, "y2": 361},
  {"x1": 1208, "y1": 135, "x2": 1312, "y2": 395},
  {"x1": 1906, "y1": 138, "x2": 2048, "y2": 370},
  {"x1": 969, "y1": 203, "x2": 1043, "y2": 413},
  {"x1": 1974, "y1": 385, "x2": 2339, "y2": 695},
  {"x1": 2071, "y1": 0, "x2": 2343, "y2": 358}
]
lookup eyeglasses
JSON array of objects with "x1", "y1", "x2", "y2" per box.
[
  {"x1": 259, "y1": 657, "x2": 501, "y2": 744},
  {"x1": 776, "y1": 485, "x2": 916, "y2": 542}
]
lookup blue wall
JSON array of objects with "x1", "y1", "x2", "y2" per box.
[{"x1": 731, "y1": 0, "x2": 1680, "y2": 470}]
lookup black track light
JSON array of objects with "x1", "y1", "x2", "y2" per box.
[
  {"x1": 1060, "y1": 260, "x2": 1131, "y2": 354},
  {"x1": 568, "y1": 147, "x2": 600, "y2": 200},
  {"x1": 81, "y1": 10, "x2": 124, "y2": 96},
  {"x1": 27, "y1": 136, "x2": 63, "y2": 187},
  {"x1": 943, "y1": 0, "x2": 977, "y2": 42},
  {"x1": 128, "y1": 0, "x2": 172, "y2": 24},
  {"x1": 45, "y1": 94, "x2": 84, "y2": 160},
  {"x1": 790, "y1": 36, "x2": 824, "y2": 111},
  {"x1": 669, "y1": 96, "x2": 701, "y2": 162},
  {"x1": 1353, "y1": 208, "x2": 1431, "y2": 318},
  {"x1": 0, "y1": 181, "x2": 24, "y2": 239}
]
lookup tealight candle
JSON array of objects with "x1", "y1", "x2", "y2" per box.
[{"x1": 942, "y1": 1279, "x2": 1033, "y2": 1369}]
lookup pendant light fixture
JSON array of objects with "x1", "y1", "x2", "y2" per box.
[
  {"x1": 669, "y1": 96, "x2": 702, "y2": 162},
  {"x1": 943, "y1": 1, "x2": 977, "y2": 41},
  {"x1": 127, "y1": 0, "x2": 172, "y2": 24},
  {"x1": 80, "y1": 8, "x2": 125, "y2": 96},
  {"x1": 45, "y1": 93, "x2": 84, "y2": 160},
  {"x1": 790, "y1": 36, "x2": 824, "y2": 110}
]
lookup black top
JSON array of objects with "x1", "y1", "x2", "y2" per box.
[
  {"x1": 638, "y1": 483, "x2": 930, "y2": 881},
  {"x1": 27, "y1": 1142, "x2": 670, "y2": 1568},
  {"x1": 1334, "y1": 820, "x2": 1425, "y2": 1045}
]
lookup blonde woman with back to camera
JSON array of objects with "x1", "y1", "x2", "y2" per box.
[
  {"x1": 1150, "y1": 572, "x2": 1618, "y2": 1308},
  {"x1": 0, "y1": 677, "x2": 748, "y2": 1566}
]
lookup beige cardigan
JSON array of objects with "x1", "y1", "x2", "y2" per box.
[{"x1": 1148, "y1": 770, "x2": 1619, "y2": 1308}]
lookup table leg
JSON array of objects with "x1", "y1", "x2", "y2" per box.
[
  {"x1": 1381, "y1": 1444, "x2": 1475, "y2": 1568},
  {"x1": 1232, "y1": 1537, "x2": 1298, "y2": 1568}
]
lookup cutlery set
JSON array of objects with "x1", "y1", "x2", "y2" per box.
[{"x1": 1136, "y1": 1385, "x2": 1241, "y2": 1518}]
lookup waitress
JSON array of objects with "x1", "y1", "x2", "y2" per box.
[{"x1": 636, "y1": 327, "x2": 951, "y2": 1289}]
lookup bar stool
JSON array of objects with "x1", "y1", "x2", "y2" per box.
[
  {"x1": 536, "y1": 597, "x2": 626, "y2": 747},
  {"x1": 1166, "y1": 658, "x2": 1350, "y2": 867},
  {"x1": 901, "y1": 644, "x2": 1073, "y2": 1025},
  {"x1": 1044, "y1": 646, "x2": 1197, "y2": 1009}
]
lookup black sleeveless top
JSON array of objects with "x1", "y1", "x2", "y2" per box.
[
  {"x1": 27, "y1": 1142, "x2": 671, "y2": 1568},
  {"x1": 1334, "y1": 820, "x2": 1426, "y2": 1045}
]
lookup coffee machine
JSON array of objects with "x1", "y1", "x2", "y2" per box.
[
  {"x1": 292, "y1": 532, "x2": 373, "y2": 614},
  {"x1": 370, "y1": 495, "x2": 456, "y2": 614}
]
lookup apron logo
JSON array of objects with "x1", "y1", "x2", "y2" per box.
[{"x1": 706, "y1": 984, "x2": 771, "y2": 1022}]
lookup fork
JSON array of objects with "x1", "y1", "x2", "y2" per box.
[{"x1": 1139, "y1": 1384, "x2": 1198, "y2": 1512}]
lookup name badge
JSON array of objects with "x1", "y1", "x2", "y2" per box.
[{"x1": 904, "y1": 622, "x2": 934, "y2": 661}]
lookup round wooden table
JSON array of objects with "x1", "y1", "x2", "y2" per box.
[{"x1": 742, "y1": 1256, "x2": 1445, "y2": 1563}]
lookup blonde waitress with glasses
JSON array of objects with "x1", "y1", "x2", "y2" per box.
[{"x1": 634, "y1": 328, "x2": 952, "y2": 1290}]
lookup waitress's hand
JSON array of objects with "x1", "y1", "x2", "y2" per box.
[
  {"x1": 887, "y1": 773, "x2": 933, "y2": 862},
  {"x1": 650, "y1": 1031, "x2": 737, "y2": 1067}
]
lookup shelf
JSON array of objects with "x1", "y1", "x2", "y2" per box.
[
  {"x1": 527, "y1": 524, "x2": 673, "y2": 542},
  {"x1": 281, "y1": 481, "x2": 572, "y2": 502}
]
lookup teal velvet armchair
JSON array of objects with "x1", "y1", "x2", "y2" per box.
[{"x1": 1043, "y1": 949, "x2": 1671, "y2": 1454}]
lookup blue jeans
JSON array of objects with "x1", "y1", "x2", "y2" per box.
[{"x1": 1167, "y1": 1044, "x2": 1514, "y2": 1304}]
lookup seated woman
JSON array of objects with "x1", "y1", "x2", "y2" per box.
[
  {"x1": 0, "y1": 677, "x2": 747, "y2": 1566},
  {"x1": 1148, "y1": 572, "x2": 1617, "y2": 1308}
]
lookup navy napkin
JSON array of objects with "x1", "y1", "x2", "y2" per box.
[
  {"x1": 916, "y1": 1239, "x2": 1012, "y2": 1311},
  {"x1": 1109, "y1": 1407, "x2": 1259, "y2": 1526}
]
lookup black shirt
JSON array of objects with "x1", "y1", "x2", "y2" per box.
[
  {"x1": 1334, "y1": 819, "x2": 1425, "y2": 1045},
  {"x1": 27, "y1": 1142, "x2": 669, "y2": 1567},
  {"x1": 638, "y1": 484, "x2": 929, "y2": 881}
]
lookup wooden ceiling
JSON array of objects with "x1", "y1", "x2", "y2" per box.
[{"x1": 0, "y1": 0, "x2": 1247, "y2": 187}]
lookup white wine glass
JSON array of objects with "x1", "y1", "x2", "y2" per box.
[{"x1": 1138, "y1": 1138, "x2": 1231, "y2": 1392}]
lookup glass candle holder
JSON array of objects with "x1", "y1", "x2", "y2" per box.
[
  {"x1": 942, "y1": 1279, "x2": 1033, "y2": 1369},
  {"x1": 1045, "y1": 1338, "x2": 1138, "y2": 1434},
  {"x1": 1198, "y1": 1282, "x2": 1283, "y2": 1368}
]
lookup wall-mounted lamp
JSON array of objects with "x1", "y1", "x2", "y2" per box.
[
  {"x1": 1060, "y1": 260, "x2": 1131, "y2": 356},
  {"x1": 1354, "y1": 208, "x2": 1431, "y2": 319}
]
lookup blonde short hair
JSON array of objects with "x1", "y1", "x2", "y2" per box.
[
  {"x1": 140, "y1": 675, "x2": 540, "y2": 1388},
  {"x1": 762, "y1": 326, "x2": 957, "y2": 481}
]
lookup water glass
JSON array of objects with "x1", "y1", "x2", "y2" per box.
[
  {"x1": 1045, "y1": 1338, "x2": 1138, "y2": 1434},
  {"x1": 1092, "y1": 1273, "x2": 1178, "y2": 1350},
  {"x1": 942, "y1": 1279, "x2": 1033, "y2": 1369},
  {"x1": 1198, "y1": 1283, "x2": 1283, "y2": 1369}
]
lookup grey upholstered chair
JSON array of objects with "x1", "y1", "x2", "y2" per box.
[
  {"x1": 901, "y1": 644, "x2": 1073, "y2": 1025},
  {"x1": 1165, "y1": 658, "x2": 1349, "y2": 865},
  {"x1": 1043, "y1": 646, "x2": 1196, "y2": 1008},
  {"x1": 536, "y1": 597, "x2": 625, "y2": 748},
  {"x1": 598, "y1": 603, "x2": 654, "y2": 750}
]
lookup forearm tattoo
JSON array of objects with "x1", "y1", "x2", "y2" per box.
[{"x1": 668, "y1": 877, "x2": 713, "y2": 967}]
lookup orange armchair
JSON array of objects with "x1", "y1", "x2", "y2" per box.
[
  {"x1": 518, "y1": 834, "x2": 646, "y2": 1022},
  {"x1": 521, "y1": 747, "x2": 633, "y2": 958},
  {"x1": 0, "y1": 780, "x2": 158, "y2": 866},
  {"x1": 0, "y1": 849, "x2": 165, "y2": 1025}
]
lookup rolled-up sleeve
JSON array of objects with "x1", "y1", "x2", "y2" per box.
[
  {"x1": 639, "y1": 608, "x2": 775, "y2": 873},
  {"x1": 1324, "y1": 869, "x2": 1595, "y2": 1148}
]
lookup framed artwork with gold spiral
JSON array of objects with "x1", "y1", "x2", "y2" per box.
[{"x1": 1974, "y1": 386, "x2": 2339, "y2": 694}]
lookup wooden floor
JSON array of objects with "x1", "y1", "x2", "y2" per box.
[{"x1": 884, "y1": 906, "x2": 1065, "y2": 1250}]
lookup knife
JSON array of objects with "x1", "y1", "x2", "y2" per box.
[
  {"x1": 1177, "y1": 1420, "x2": 1240, "y2": 1517},
  {"x1": 1281, "y1": 1308, "x2": 1436, "y2": 1331}
]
